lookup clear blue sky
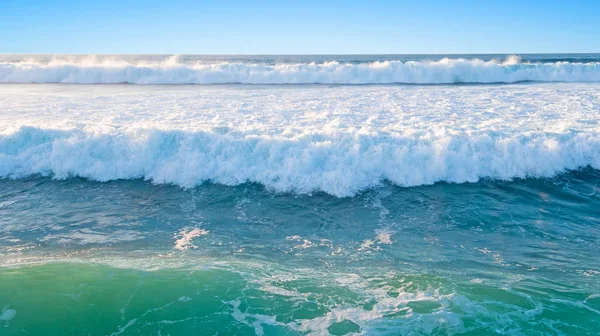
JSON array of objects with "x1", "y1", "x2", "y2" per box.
[{"x1": 1, "y1": 0, "x2": 599, "y2": 54}]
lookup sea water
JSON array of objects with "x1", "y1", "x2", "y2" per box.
[{"x1": 0, "y1": 55, "x2": 599, "y2": 335}]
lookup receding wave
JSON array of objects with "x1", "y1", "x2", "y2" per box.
[
  {"x1": 1, "y1": 127, "x2": 599, "y2": 196},
  {"x1": 1, "y1": 56, "x2": 600, "y2": 84}
]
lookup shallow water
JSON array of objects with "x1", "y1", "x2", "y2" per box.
[{"x1": 1, "y1": 171, "x2": 599, "y2": 335}]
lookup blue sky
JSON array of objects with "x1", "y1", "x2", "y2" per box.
[{"x1": 1, "y1": 0, "x2": 599, "y2": 54}]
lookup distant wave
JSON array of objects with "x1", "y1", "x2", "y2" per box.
[
  {"x1": 1, "y1": 127, "x2": 599, "y2": 196},
  {"x1": 1, "y1": 56, "x2": 600, "y2": 84}
]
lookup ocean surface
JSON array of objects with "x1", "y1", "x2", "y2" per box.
[{"x1": 1, "y1": 54, "x2": 600, "y2": 335}]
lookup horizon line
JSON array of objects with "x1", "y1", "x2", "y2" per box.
[{"x1": 1, "y1": 52, "x2": 600, "y2": 56}]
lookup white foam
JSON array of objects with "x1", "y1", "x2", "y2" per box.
[
  {"x1": 1, "y1": 125, "x2": 599, "y2": 197},
  {"x1": 173, "y1": 228, "x2": 209, "y2": 251},
  {"x1": 1, "y1": 83, "x2": 600, "y2": 197},
  {"x1": 1, "y1": 56, "x2": 599, "y2": 84},
  {"x1": 375, "y1": 229, "x2": 394, "y2": 245}
]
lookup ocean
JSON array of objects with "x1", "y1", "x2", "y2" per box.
[{"x1": 1, "y1": 54, "x2": 599, "y2": 335}]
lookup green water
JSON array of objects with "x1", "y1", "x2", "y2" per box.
[
  {"x1": 1, "y1": 171, "x2": 600, "y2": 335},
  {"x1": 1, "y1": 260, "x2": 599, "y2": 335}
]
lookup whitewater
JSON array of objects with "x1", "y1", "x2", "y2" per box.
[
  {"x1": 2, "y1": 55, "x2": 600, "y2": 335},
  {"x1": 2, "y1": 55, "x2": 600, "y2": 84},
  {"x1": 1, "y1": 81, "x2": 599, "y2": 196}
]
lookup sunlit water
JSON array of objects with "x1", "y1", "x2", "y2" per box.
[
  {"x1": 1, "y1": 54, "x2": 600, "y2": 335},
  {"x1": 1, "y1": 171, "x2": 599, "y2": 335}
]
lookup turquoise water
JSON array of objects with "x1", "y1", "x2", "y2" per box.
[
  {"x1": 1, "y1": 170, "x2": 599, "y2": 335},
  {"x1": 2, "y1": 54, "x2": 600, "y2": 335}
]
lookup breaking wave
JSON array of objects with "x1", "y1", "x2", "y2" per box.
[
  {"x1": 1, "y1": 56, "x2": 600, "y2": 84},
  {"x1": 1, "y1": 127, "x2": 599, "y2": 196}
]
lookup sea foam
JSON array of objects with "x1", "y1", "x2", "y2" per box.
[
  {"x1": 2, "y1": 83, "x2": 599, "y2": 196},
  {"x1": 1, "y1": 56, "x2": 600, "y2": 84},
  {"x1": 1, "y1": 126, "x2": 599, "y2": 196}
]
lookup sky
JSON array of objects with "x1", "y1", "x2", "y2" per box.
[{"x1": 1, "y1": 0, "x2": 599, "y2": 54}]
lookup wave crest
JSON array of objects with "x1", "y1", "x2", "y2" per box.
[
  {"x1": 2, "y1": 127, "x2": 599, "y2": 196},
  {"x1": 1, "y1": 57, "x2": 600, "y2": 84}
]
